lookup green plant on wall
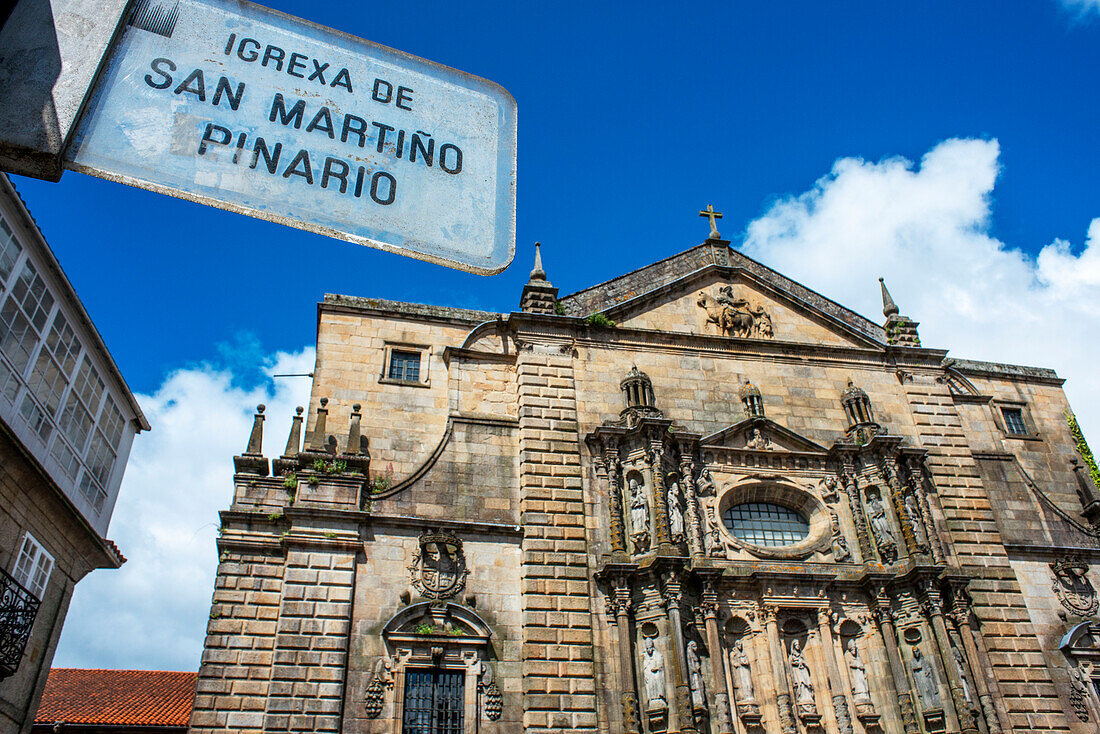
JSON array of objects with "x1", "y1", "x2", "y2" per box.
[
  {"x1": 1067, "y1": 411, "x2": 1100, "y2": 488},
  {"x1": 585, "y1": 313, "x2": 616, "y2": 328}
]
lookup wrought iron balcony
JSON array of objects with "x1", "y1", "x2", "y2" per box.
[{"x1": 0, "y1": 566, "x2": 40, "y2": 679}]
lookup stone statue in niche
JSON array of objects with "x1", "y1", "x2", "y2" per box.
[
  {"x1": 696, "y1": 467, "x2": 714, "y2": 496},
  {"x1": 830, "y1": 511, "x2": 851, "y2": 561},
  {"x1": 950, "y1": 645, "x2": 972, "y2": 704},
  {"x1": 909, "y1": 647, "x2": 940, "y2": 710},
  {"x1": 629, "y1": 477, "x2": 650, "y2": 552},
  {"x1": 686, "y1": 640, "x2": 707, "y2": 711},
  {"x1": 866, "y1": 492, "x2": 898, "y2": 561},
  {"x1": 643, "y1": 637, "x2": 667, "y2": 708},
  {"x1": 745, "y1": 427, "x2": 772, "y2": 450},
  {"x1": 667, "y1": 478, "x2": 685, "y2": 540},
  {"x1": 1050, "y1": 555, "x2": 1099, "y2": 617},
  {"x1": 730, "y1": 638, "x2": 755, "y2": 703},
  {"x1": 845, "y1": 639, "x2": 870, "y2": 702},
  {"x1": 905, "y1": 493, "x2": 930, "y2": 551},
  {"x1": 788, "y1": 640, "x2": 816, "y2": 711}
]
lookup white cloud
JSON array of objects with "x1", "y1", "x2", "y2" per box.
[
  {"x1": 52, "y1": 347, "x2": 314, "y2": 671},
  {"x1": 1060, "y1": 0, "x2": 1100, "y2": 16},
  {"x1": 743, "y1": 137, "x2": 1100, "y2": 439}
]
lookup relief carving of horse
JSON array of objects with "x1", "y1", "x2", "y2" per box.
[{"x1": 697, "y1": 291, "x2": 754, "y2": 337}]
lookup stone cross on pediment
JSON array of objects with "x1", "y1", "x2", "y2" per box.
[{"x1": 699, "y1": 204, "x2": 723, "y2": 240}]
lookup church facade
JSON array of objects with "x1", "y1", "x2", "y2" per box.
[{"x1": 190, "y1": 231, "x2": 1100, "y2": 734}]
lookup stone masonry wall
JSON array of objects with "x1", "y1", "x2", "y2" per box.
[
  {"x1": 900, "y1": 374, "x2": 1070, "y2": 732},
  {"x1": 516, "y1": 349, "x2": 599, "y2": 732}
]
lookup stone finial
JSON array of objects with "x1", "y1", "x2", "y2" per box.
[
  {"x1": 619, "y1": 364, "x2": 662, "y2": 426},
  {"x1": 878, "y1": 277, "x2": 921, "y2": 347},
  {"x1": 840, "y1": 379, "x2": 880, "y2": 443},
  {"x1": 740, "y1": 381, "x2": 764, "y2": 418},
  {"x1": 520, "y1": 242, "x2": 559, "y2": 315},
  {"x1": 233, "y1": 404, "x2": 270, "y2": 476},
  {"x1": 879, "y1": 277, "x2": 899, "y2": 317},
  {"x1": 346, "y1": 404, "x2": 362, "y2": 455},
  {"x1": 272, "y1": 406, "x2": 304, "y2": 476},
  {"x1": 309, "y1": 397, "x2": 329, "y2": 452}
]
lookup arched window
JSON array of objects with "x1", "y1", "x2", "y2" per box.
[{"x1": 723, "y1": 502, "x2": 810, "y2": 547}]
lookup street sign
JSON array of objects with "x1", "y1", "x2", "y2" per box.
[{"x1": 63, "y1": 0, "x2": 517, "y2": 274}]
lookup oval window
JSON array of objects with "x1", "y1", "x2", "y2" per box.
[{"x1": 723, "y1": 502, "x2": 809, "y2": 547}]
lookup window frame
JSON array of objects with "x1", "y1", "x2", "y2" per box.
[
  {"x1": 12, "y1": 531, "x2": 53, "y2": 600},
  {"x1": 380, "y1": 343, "x2": 431, "y2": 388},
  {"x1": 993, "y1": 400, "x2": 1040, "y2": 441},
  {"x1": 723, "y1": 501, "x2": 811, "y2": 547}
]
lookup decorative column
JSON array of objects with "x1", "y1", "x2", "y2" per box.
[
  {"x1": 647, "y1": 444, "x2": 674, "y2": 552},
  {"x1": 680, "y1": 454, "x2": 704, "y2": 561},
  {"x1": 763, "y1": 604, "x2": 797, "y2": 734},
  {"x1": 949, "y1": 589, "x2": 1006, "y2": 734},
  {"x1": 841, "y1": 463, "x2": 874, "y2": 562},
  {"x1": 883, "y1": 456, "x2": 920, "y2": 558},
  {"x1": 919, "y1": 583, "x2": 975, "y2": 733},
  {"x1": 601, "y1": 445, "x2": 629, "y2": 559},
  {"x1": 816, "y1": 608, "x2": 853, "y2": 734},
  {"x1": 870, "y1": 592, "x2": 920, "y2": 734},
  {"x1": 610, "y1": 576, "x2": 642, "y2": 734},
  {"x1": 701, "y1": 581, "x2": 734, "y2": 734},
  {"x1": 661, "y1": 571, "x2": 697, "y2": 734}
]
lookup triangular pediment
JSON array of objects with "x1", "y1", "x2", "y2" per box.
[
  {"x1": 557, "y1": 243, "x2": 886, "y2": 349},
  {"x1": 702, "y1": 416, "x2": 829, "y2": 456}
]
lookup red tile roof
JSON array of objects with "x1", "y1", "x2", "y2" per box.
[{"x1": 35, "y1": 669, "x2": 196, "y2": 727}]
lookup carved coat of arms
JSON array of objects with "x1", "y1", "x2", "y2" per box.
[
  {"x1": 409, "y1": 530, "x2": 469, "y2": 599},
  {"x1": 1051, "y1": 555, "x2": 1098, "y2": 617}
]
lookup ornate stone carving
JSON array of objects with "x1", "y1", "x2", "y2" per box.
[
  {"x1": 629, "y1": 476, "x2": 651, "y2": 553},
  {"x1": 789, "y1": 639, "x2": 817, "y2": 714},
  {"x1": 950, "y1": 644, "x2": 972, "y2": 704},
  {"x1": 667, "y1": 477, "x2": 686, "y2": 541},
  {"x1": 697, "y1": 287, "x2": 774, "y2": 339},
  {"x1": 408, "y1": 530, "x2": 469, "y2": 600},
  {"x1": 364, "y1": 655, "x2": 394, "y2": 718},
  {"x1": 479, "y1": 661, "x2": 502, "y2": 721},
  {"x1": 695, "y1": 467, "x2": 714, "y2": 496},
  {"x1": 865, "y1": 491, "x2": 898, "y2": 562},
  {"x1": 642, "y1": 636, "x2": 668, "y2": 709},
  {"x1": 1069, "y1": 668, "x2": 1091, "y2": 722},
  {"x1": 830, "y1": 511, "x2": 851, "y2": 562},
  {"x1": 846, "y1": 639, "x2": 871, "y2": 703},
  {"x1": 686, "y1": 640, "x2": 707, "y2": 712},
  {"x1": 909, "y1": 647, "x2": 940, "y2": 710},
  {"x1": 730, "y1": 637, "x2": 756, "y2": 703},
  {"x1": 1051, "y1": 555, "x2": 1098, "y2": 617},
  {"x1": 820, "y1": 475, "x2": 840, "y2": 503},
  {"x1": 904, "y1": 492, "x2": 930, "y2": 553},
  {"x1": 745, "y1": 427, "x2": 772, "y2": 450}
]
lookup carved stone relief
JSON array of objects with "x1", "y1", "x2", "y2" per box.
[
  {"x1": 629, "y1": 476, "x2": 651, "y2": 553},
  {"x1": 668, "y1": 477, "x2": 686, "y2": 541},
  {"x1": 830, "y1": 510, "x2": 851, "y2": 562},
  {"x1": 686, "y1": 639, "x2": 708, "y2": 712},
  {"x1": 909, "y1": 647, "x2": 940, "y2": 710},
  {"x1": 865, "y1": 490, "x2": 898, "y2": 562},
  {"x1": 642, "y1": 636, "x2": 668, "y2": 710},
  {"x1": 479, "y1": 661, "x2": 502, "y2": 721},
  {"x1": 697, "y1": 287, "x2": 775, "y2": 339},
  {"x1": 364, "y1": 655, "x2": 394, "y2": 718},
  {"x1": 788, "y1": 639, "x2": 817, "y2": 715},
  {"x1": 845, "y1": 639, "x2": 870, "y2": 703},
  {"x1": 1069, "y1": 668, "x2": 1091, "y2": 722},
  {"x1": 408, "y1": 530, "x2": 469, "y2": 600},
  {"x1": 1051, "y1": 555, "x2": 1099, "y2": 617}
]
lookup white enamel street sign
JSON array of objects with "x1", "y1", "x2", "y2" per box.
[{"x1": 64, "y1": 0, "x2": 517, "y2": 274}]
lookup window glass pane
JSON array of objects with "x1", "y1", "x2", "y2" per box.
[
  {"x1": 72, "y1": 356, "x2": 104, "y2": 412},
  {"x1": 0, "y1": 299, "x2": 37, "y2": 373},
  {"x1": 0, "y1": 357, "x2": 18, "y2": 404},
  {"x1": 12, "y1": 533, "x2": 51, "y2": 598},
  {"x1": 402, "y1": 669, "x2": 464, "y2": 734},
  {"x1": 18, "y1": 393, "x2": 53, "y2": 443},
  {"x1": 0, "y1": 217, "x2": 21, "y2": 288},
  {"x1": 27, "y1": 350, "x2": 66, "y2": 415},
  {"x1": 1002, "y1": 408, "x2": 1028, "y2": 436},
  {"x1": 723, "y1": 502, "x2": 810, "y2": 547},
  {"x1": 45, "y1": 311, "x2": 80, "y2": 375},
  {"x1": 85, "y1": 432, "x2": 116, "y2": 486},
  {"x1": 389, "y1": 350, "x2": 421, "y2": 382},
  {"x1": 58, "y1": 391, "x2": 93, "y2": 450},
  {"x1": 50, "y1": 438, "x2": 81, "y2": 480},
  {"x1": 79, "y1": 473, "x2": 106, "y2": 513},
  {"x1": 98, "y1": 394, "x2": 125, "y2": 446},
  {"x1": 10, "y1": 260, "x2": 54, "y2": 331}
]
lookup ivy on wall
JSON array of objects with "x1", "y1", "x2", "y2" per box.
[{"x1": 1066, "y1": 410, "x2": 1100, "y2": 489}]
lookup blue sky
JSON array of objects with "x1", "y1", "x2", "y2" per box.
[
  {"x1": 18, "y1": 1, "x2": 1100, "y2": 670},
  {"x1": 14, "y1": 0, "x2": 1099, "y2": 392}
]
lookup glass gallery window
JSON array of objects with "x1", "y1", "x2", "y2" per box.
[{"x1": 723, "y1": 502, "x2": 810, "y2": 547}]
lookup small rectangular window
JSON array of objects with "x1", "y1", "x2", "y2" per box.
[
  {"x1": 388, "y1": 350, "x2": 422, "y2": 382},
  {"x1": 1002, "y1": 407, "x2": 1028, "y2": 436},
  {"x1": 12, "y1": 532, "x2": 53, "y2": 599}
]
